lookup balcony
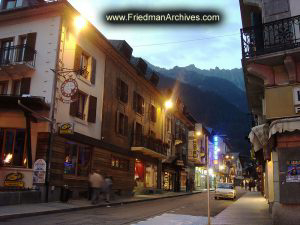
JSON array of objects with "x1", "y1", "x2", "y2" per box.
[
  {"x1": 0, "y1": 45, "x2": 36, "y2": 76},
  {"x1": 131, "y1": 134, "x2": 168, "y2": 159},
  {"x1": 241, "y1": 15, "x2": 300, "y2": 60}
]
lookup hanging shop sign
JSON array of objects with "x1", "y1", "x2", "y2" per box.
[
  {"x1": 286, "y1": 160, "x2": 300, "y2": 183},
  {"x1": 33, "y1": 159, "x2": 46, "y2": 184},
  {"x1": 4, "y1": 172, "x2": 24, "y2": 187},
  {"x1": 59, "y1": 122, "x2": 74, "y2": 135}
]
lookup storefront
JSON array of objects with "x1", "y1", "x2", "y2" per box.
[
  {"x1": 163, "y1": 171, "x2": 174, "y2": 191},
  {"x1": 194, "y1": 167, "x2": 207, "y2": 190},
  {"x1": 134, "y1": 158, "x2": 158, "y2": 192}
]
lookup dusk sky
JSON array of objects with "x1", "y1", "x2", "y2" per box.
[{"x1": 68, "y1": 0, "x2": 242, "y2": 70}]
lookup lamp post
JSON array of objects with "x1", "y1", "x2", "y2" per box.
[{"x1": 207, "y1": 140, "x2": 211, "y2": 225}]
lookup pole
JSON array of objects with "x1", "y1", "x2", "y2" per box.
[{"x1": 207, "y1": 140, "x2": 210, "y2": 225}]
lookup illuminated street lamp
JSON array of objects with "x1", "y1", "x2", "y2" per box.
[
  {"x1": 219, "y1": 165, "x2": 225, "y2": 170},
  {"x1": 196, "y1": 131, "x2": 202, "y2": 136},
  {"x1": 164, "y1": 100, "x2": 173, "y2": 109},
  {"x1": 225, "y1": 155, "x2": 229, "y2": 159},
  {"x1": 74, "y1": 16, "x2": 87, "y2": 31},
  {"x1": 231, "y1": 156, "x2": 234, "y2": 159}
]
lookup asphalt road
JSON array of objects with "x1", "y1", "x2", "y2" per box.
[{"x1": 0, "y1": 189, "x2": 246, "y2": 225}]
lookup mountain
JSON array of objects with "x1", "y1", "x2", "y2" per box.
[
  {"x1": 144, "y1": 63, "x2": 251, "y2": 155},
  {"x1": 157, "y1": 75, "x2": 250, "y2": 155},
  {"x1": 149, "y1": 64, "x2": 248, "y2": 113}
]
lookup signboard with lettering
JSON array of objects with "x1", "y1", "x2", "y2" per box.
[
  {"x1": 33, "y1": 159, "x2": 46, "y2": 184},
  {"x1": 4, "y1": 173, "x2": 24, "y2": 187},
  {"x1": 59, "y1": 122, "x2": 74, "y2": 135}
]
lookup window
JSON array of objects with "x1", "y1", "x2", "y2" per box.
[
  {"x1": 150, "y1": 105, "x2": 156, "y2": 122},
  {"x1": 135, "y1": 122, "x2": 143, "y2": 146},
  {"x1": 111, "y1": 155, "x2": 129, "y2": 170},
  {"x1": 0, "y1": 128, "x2": 27, "y2": 167},
  {"x1": 74, "y1": 45, "x2": 96, "y2": 84},
  {"x1": 133, "y1": 91, "x2": 144, "y2": 115},
  {"x1": 166, "y1": 117, "x2": 171, "y2": 133},
  {"x1": 116, "y1": 78, "x2": 128, "y2": 103},
  {"x1": 0, "y1": 38, "x2": 14, "y2": 65},
  {"x1": 4, "y1": 0, "x2": 22, "y2": 9},
  {"x1": 0, "y1": 81, "x2": 8, "y2": 94},
  {"x1": 12, "y1": 80, "x2": 21, "y2": 95},
  {"x1": 17, "y1": 35, "x2": 27, "y2": 62},
  {"x1": 64, "y1": 142, "x2": 91, "y2": 177},
  {"x1": 70, "y1": 91, "x2": 87, "y2": 120},
  {"x1": 116, "y1": 111, "x2": 128, "y2": 136}
]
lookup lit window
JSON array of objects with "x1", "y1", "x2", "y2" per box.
[
  {"x1": 64, "y1": 142, "x2": 91, "y2": 177},
  {"x1": 0, "y1": 128, "x2": 26, "y2": 167}
]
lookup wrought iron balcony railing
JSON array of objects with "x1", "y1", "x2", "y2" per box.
[
  {"x1": 132, "y1": 134, "x2": 168, "y2": 156},
  {"x1": 241, "y1": 15, "x2": 300, "y2": 59},
  {"x1": 0, "y1": 45, "x2": 36, "y2": 68}
]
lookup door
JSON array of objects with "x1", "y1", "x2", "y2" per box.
[{"x1": 0, "y1": 39, "x2": 14, "y2": 65}]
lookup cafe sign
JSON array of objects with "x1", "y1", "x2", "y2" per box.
[
  {"x1": 59, "y1": 122, "x2": 74, "y2": 134},
  {"x1": 4, "y1": 172, "x2": 24, "y2": 187}
]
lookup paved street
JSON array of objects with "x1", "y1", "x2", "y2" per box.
[{"x1": 0, "y1": 190, "x2": 246, "y2": 225}]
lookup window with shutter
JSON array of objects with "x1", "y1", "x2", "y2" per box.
[
  {"x1": 24, "y1": 33, "x2": 36, "y2": 62},
  {"x1": 87, "y1": 95, "x2": 97, "y2": 123},
  {"x1": 117, "y1": 78, "x2": 128, "y2": 103},
  {"x1": 133, "y1": 92, "x2": 144, "y2": 115},
  {"x1": 20, "y1": 77, "x2": 31, "y2": 95},
  {"x1": 90, "y1": 57, "x2": 96, "y2": 84},
  {"x1": 116, "y1": 111, "x2": 129, "y2": 136},
  {"x1": 150, "y1": 105, "x2": 156, "y2": 122},
  {"x1": 0, "y1": 81, "x2": 8, "y2": 94}
]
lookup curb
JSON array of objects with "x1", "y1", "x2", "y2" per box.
[{"x1": 0, "y1": 191, "x2": 202, "y2": 221}]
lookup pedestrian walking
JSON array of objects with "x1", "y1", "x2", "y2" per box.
[
  {"x1": 89, "y1": 170, "x2": 104, "y2": 204},
  {"x1": 104, "y1": 176, "x2": 113, "y2": 203},
  {"x1": 186, "y1": 177, "x2": 190, "y2": 192}
]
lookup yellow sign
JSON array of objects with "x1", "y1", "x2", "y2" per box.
[
  {"x1": 59, "y1": 122, "x2": 74, "y2": 134},
  {"x1": 4, "y1": 181, "x2": 24, "y2": 187},
  {"x1": 4, "y1": 173, "x2": 24, "y2": 187}
]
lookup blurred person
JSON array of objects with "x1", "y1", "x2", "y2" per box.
[
  {"x1": 89, "y1": 170, "x2": 104, "y2": 204},
  {"x1": 104, "y1": 176, "x2": 113, "y2": 203}
]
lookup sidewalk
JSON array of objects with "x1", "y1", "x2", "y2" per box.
[
  {"x1": 212, "y1": 191, "x2": 273, "y2": 225},
  {"x1": 0, "y1": 191, "x2": 201, "y2": 220}
]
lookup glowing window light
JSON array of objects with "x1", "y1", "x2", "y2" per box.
[{"x1": 4, "y1": 153, "x2": 13, "y2": 164}]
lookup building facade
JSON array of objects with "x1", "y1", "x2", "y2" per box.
[{"x1": 240, "y1": 0, "x2": 300, "y2": 224}]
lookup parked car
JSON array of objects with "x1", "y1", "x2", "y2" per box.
[{"x1": 215, "y1": 183, "x2": 236, "y2": 200}]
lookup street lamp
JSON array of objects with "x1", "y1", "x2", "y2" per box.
[
  {"x1": 74, "y1": 16, "x2": 87, "y2": 31},
  {"x1": 196, "y1": 131, "x2": 202, "y2": 136},
  {"x1": 225, "y1": 155, "x2": 229, "y2": 159},
  {"x1": 164, "y1": 100, "x2": 173, "y2": 109}
]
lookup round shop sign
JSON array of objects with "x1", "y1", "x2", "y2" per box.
[{"x1": 60, "y1": 78, "x2": 78, "y2": 98}]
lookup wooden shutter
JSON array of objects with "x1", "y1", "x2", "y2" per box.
[
  {"x1": 116, "y1": 111, "x2": 120, "y2": 134},
  {"x1": 69, "y1": 93, "x2": 78, "y2": 116},
  {"x1": 116, "y1": 78, "x2": 121, "y2": 100},
  {"x1": 124, "y1": 82, "x2": 128, "y2": 103},
  {"x1": 133, "y1": 91, "x2": 137, "y2": 112},
  {"x1": 87, "y1": 95, "x2": 97, "y2": 123},
  {"x1": 20, "y1": 77, "x2": 31, "y2": 95},
  {"x1": 141, "y1": 96, "x2": 145, "y2": 115},
  {"x1": 74, "y1": 44, "x2": 82, "y2": 72},
  {"x1": 90, "y1": 57, "x2": 96, "y2": 84},
  {"x1": 124, "y1": 115, "x2": 128, "y2": 136},
  {"x1": 24, "y1": 33, "x2": 36, "y2": 61}
]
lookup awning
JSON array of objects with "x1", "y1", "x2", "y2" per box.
[
  {"x1": 269, "y1": 117, "x2": 300, "y2": 138},
  {"x1": 0, "y1": 95, "x2": 50, "y2": 111},
  {"x1": 248, "y1": 124, "x2": 269, "y2": 152},
  {"x1": 131, "y1": 147, "x2": 167, "y2": 159}
]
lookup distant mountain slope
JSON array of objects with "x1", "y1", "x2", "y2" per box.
[
  {"x1": 158, "y1": 75, "x2": 251, "y2": 155},
  {"x1": 148, "y1": 64, "x2": 248, "y2": 113}
]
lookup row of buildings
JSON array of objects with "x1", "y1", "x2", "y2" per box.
[
  {"x1": 0, "y1": 0, "x2": 242, "y2": 204},
  {"x1": 239, "y1": 0, "x2": 300, "y2": 224}
]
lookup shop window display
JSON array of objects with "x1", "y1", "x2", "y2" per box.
[{"x1": 64, "y1": 142, "x2": 91, "y2": 177}]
